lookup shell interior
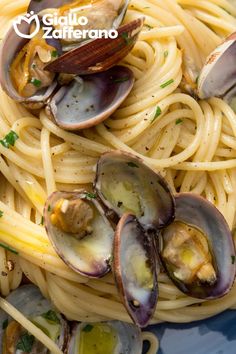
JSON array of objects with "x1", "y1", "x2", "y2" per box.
[
  {"x1": 114, "y1": 213, "x2": 158, "y2": 328},
  {"x1": 95, "y1": 151, "x2": 175, "y2": 230},
  {"x1": 67, "y1": 321, "x2": 142, "y2": 354},
  {"x1": 47, "y1": 66, "x2": 134, "y2": 130},
  {"x1": 44, "y1": 191, "x2": 114, "y2": 278},
  {"x1": 0, "y1": 22, "x2": 59, "y2": 104},
  {"x1": 160, "y1": 193, "x2": 236, "y2": 299},
  {"x1": 198, "y1": 33, "x2": 236, "y2": 101}
]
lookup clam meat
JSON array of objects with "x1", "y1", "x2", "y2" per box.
[
  {"x1": 44, "y1": 191, "x2": 114, "y2": 278},
  {"x1": 160, "y1": 193, "x2": 236, "y2": 299}
]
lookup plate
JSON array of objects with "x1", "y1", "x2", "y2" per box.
[{"x1": 148, "y1": 310, "x2": 236, "y2": 354}]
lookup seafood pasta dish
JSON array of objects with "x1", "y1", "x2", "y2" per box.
[{"x1": 0, "y1": 0, "x2": 236, "y2": 353}]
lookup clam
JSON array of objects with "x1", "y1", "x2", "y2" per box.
[
  {"x1": 45, "y1": 17, "x2": 145, "y2": 75},
  {"x1": 113, "y1": 213, "x2": 158, "y2": 328},
  {"x1": 160, "y1": 193, "x2": 236, "y2": 299},
  {"x1": 0, "y1": 21, "x2": 61, "y2": 109},
  {"x1": 46, "y1": 65, "x2": 134, "y2": 130},
  {"x1": 44, "y1": 191, "x2": 114, "y2": 278},
  {"x1": 0, "y1": 284, "x2": 69, "y2": 353},
  {"x1": 67, "y1": 321, "x2": 142, "y2": 354},
  {"x1": 198, "y1": 32, "x2": 236, "y2": 110},
  {"x1": 95, "y1": 151, "x2": 175, "y2": 230}
]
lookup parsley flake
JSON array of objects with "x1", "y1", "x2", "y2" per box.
[
  {"x1": 231, "y1": 255, "x2": 235, "y2": 265},
  {"x1": 164, "y1": 50, "x2": 169, "y2": 58},
  {"x1": 176, "y1": 119, "x2": 183, "y2": 125},
  {"x1": 82, "y1": 324, "x2": 94, "y2": 332},
  {"x1": 0, "y1": 210, "x2": 3, "y2": 217},
  {"x1": 145, "y1": 24, "x2": 153, "y2": 30},
  {"x1": 47, "y1": 205, "x2": 51, "y2": 212},
  {"x1": 0, "y1": 131, "x2": 19, "y2": 149},
  {"x1": 42, "y1": 310, "x2": 60, "y2": 324},
  {"x1": 151, "y1": 106, "x2": 162, "y2": 123},
  {"x1": 30, "y1": 78, "x2": 42, "y2": 88},
  {"x1": 160, "y1": 79, "x2": 174, "y2": 89},
  {"x1": 121, "y1": 32, "x2": 134, "y2": 45},
  {"x1": 0, "y1": 243, "x2": 18, "y2": 255},
  {"x1": 51, "y1": 50, "x2": 58, "y2": 58},
  {"x1": 127, "y1": 162, "x2": 139, "y2": 168},
  {"x1": 16, "y1": 333, "x2": 35, "y2": 352},
  {"x1": 40, "y1": 216, "x2": 44, "y2": 225},
  {"x1": 85, "y1": 192, "x2": 97, "y2": 199},
  {"x1": 2, "y1": 319, "x2": 8, "y2": 330}
]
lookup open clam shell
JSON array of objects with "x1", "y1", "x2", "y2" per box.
[
  {"x1": 44, "y1": 191, "x2": 114, "y2": 278},
  {"x1": 67, "y1": 321, "x2": 142, "y2": 354},
  {"x1": 113, "y1": 213, "x2": 158, "y2": 328},
  {"x1": 95, "y1": 151, "x2": 175, "y2": 231},
  {"x1": 160, "y1": 193, "x2": 236, "y2": 299},
  {"x1": 0, "y1": 22, "x2": 60, "y2": 107},
  {"x1": 0, "y1": 284, "x2": 68, "y2": 353},
  {"x1": 198, "y1": 32, "x2": 236, "y2": 108},
  {"x1": 46, "y1": 66, "x2": 134, "y2": 130},
  {"x1": 45, "y1": 17, "x2": 144, "y2": 75}
]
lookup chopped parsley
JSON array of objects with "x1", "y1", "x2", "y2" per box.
[
  {"x1": 0, "y1": 131, "x2": 19, "y2": 148},
  {"x1": 51, "y1": 50, "x2": 58, "y2": 58},
  {"x1": 85, "y1": 192, "x2": 97, "y2": 199},
  {"x1": 160, "y1": 79, "x2": 174, "y2": 89},
  {"x1": 42, "y1": 310, "x2": 60, "y2": 324},
  {"x1": 164, "y1": 50, "x2": 169, "y2": 58},
  {"x1": 176, "y1": 119, "x2": 183, "y2": 125},
  {"x1": 0, "y1": 210, "x2": 3, "y2": 217},
  {"x1": 40, "y1": 216, "x2": 44, "y2": 225},
  {"x1": 47, "y1": 205, "x2": 51, "y2": 212},
  {"x1": 151, "y1": 106, "x2": 162, "y2": 123},
  {"x1": 112, "y1": 77, "x2": 130, "y2": 83},
  {"x1": 121, "y1": 32, "x2": 134, "y2": 45},
  {"x1": 0, "y1": 243, "x2": 18, "y2": 255},
  {"x1": 127, "y1": 162, "x2": 139, "y2": 168},
  {"x1": 30, "y1": 78, "x2": 42, "y2": 88},
  {"x1": 231, "y1": 255, "x2": 235, "y2": 265},
  {"x1": 16, "y1": 333, "x2": 34, "y2": 352},
  {"x1": 145, "y1": 24, "x2": 153, "y2": 30},
  {"x1": 2, "y1": 319, "x2": 8, "y2": 330},
  {"x1": 82, "y1": 324, "x2": 94, "y2": 332}
]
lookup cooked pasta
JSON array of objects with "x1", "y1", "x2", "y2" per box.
[{"x1": 0, "y1": 0, "x2": 236, "y2": 352}]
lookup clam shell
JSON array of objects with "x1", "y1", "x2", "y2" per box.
[
  {"x1": 45, "y1": 17, "x2": 145, "y2": 75},
  {"x1": 44, "y1": 191, "x2": 114, "y2": 278},
  {"x1": 160, "y1": 193, "x2": 236, "y2": 299},
  {"x1": 46, "y1": 66, "x2": 134, "y2": 130},
  {"x1": 0, "y1": 284, "x2": 69, "y2": 353},
  {"x1": 28, "y1": 0, "x2": 72, "y2": 13},
  {"x1": 198, "y1": 32, "x2": 236, "y2": 103},
  {"x1": 0, "y1": 22, "x2": 60, "y2": 106},
  {"x1": 95, "y1": 150, "x2": 175, "y2": 231},
  {"x1": 67, "y1": 321, "x2": 142, "y2": 354},
  {"x1": 113, "y1": 213, "x2": 158, "y2": 327}
]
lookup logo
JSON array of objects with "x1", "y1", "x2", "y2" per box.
[
  {"x1": 13, "y1": 11, "x2": 40, "y2": 39},
  {"x1": 13, "y1": 11, "x2": 118, "y2": 40}
]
